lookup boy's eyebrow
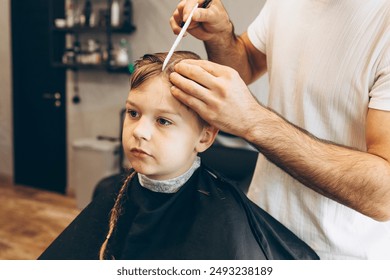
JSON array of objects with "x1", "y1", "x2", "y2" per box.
[
  {"x1": 126, "y1": 99, "x2": 182, "y2": 117},
  {"x1": 126, "y1": 100, "x2": 137, "y2": 107}
]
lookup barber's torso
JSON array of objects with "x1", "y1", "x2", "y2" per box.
[{"x1": 247, "y1": 0, "x2": 390, "y2": 259}]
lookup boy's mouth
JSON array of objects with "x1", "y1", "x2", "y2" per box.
[{"x1": 130, "y1": 148, "x2": 151, "y2": 157}]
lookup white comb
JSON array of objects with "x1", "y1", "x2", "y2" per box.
[{"x1": 162, "y1": 3, "x2": 199, "y2": 70}]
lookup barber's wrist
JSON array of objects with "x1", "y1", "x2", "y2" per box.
[
  {"x1": 204, "y1": 20, "x2": 235, "y2": 46},
  {"x1": 243, "y1": 104, "x2": 274, "y2": 147}
]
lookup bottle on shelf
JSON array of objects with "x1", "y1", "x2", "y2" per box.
[
  {"x1": 85, "y1": 39, "x2": 101, "y2": 64},
  {"x1": 107, "y1": 41, "x2": 116, "y2": 67},
  {"x1": 122, "y1": 0, "x2": 134, "y2": 29},
  {"x1": 116, "y1": 38, "x2": 130, "y2": 66},
  {"x1": 73, "y1": 40, "x2": 81, "y2": 64},
  {"x1": 62, "y1": 46, "x2": 75, "y2": 64},
  {"x1": 66, "y1": 1, "x2": 74, "y2": 27},
  {"x1": 111, "y1": 0, "x2": 120, "y2": 27},
  {"x1": 84, "y1": 0, "x2": 92, "y2": 27}
]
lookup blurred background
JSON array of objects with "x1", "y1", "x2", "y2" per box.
[{"x1": 0, "y1": 0, "x2": 267, "y2": 259}]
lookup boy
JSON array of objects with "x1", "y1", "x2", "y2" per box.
[{"x1": 39, "y1": 51, "x2": 318, "y2": 260}]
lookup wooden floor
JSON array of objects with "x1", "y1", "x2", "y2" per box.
[{"x1": 0, "y1": 179, "x2": 80, "y2": 260}]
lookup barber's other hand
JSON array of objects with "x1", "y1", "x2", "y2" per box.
[
  {"x1": 170, "y1": 0, "x2": 232, "y2": 42},
  {"x1": 170, "y1": 59, "x2": 261, "y2": 137}
]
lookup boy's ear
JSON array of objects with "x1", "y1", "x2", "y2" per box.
[{"x1": 195, "y1": 126, "x2": 219, "y2": 153}]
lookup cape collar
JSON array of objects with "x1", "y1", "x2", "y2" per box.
[{"x1": 138, "y1": 157, "x2": 201, "y2": 193}]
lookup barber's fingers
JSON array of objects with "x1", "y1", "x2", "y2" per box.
[
  {"x1": 170, "y1": 60, "x2": 232, "y2": 121},
  {"x1": 173, "y1": 59, "x2": 240, "y2": 95},
  {"x1": 170, "y1": 85, "x2": 209, "y2": 117},
  {"x1": 170, "y1": 69, "x2": 213, "y2": 106},
  {"x1": 170, "y1": 0, "x2": 202, "y2": 35},
  {"x1": 171, "y1": 1, "x2": 196, "y2": 33},
  {"x1": 191, "y1": 2, "x2": 215, "y2": 23},
  {"x1": 170, "y1": 4, "x2": 184, "y2": 35},
  {"x1": 182, "y1": 0, "x2": 200, "y2": 22},
  {"x1": 176, "y1": 59, "x2": 233, "y2": 78},
  {"x1": 172, "y1": 60, "x2": 219, "y2": 91},
  {"x1": 173, "y1": 59, "x2": 258, "y2": 109},
  {"x1": 170, "y1": 82, "x2": 220, "y2": 127},
  {"x1": 171, "y1": 59, "x2": 259, "y2": 135}
]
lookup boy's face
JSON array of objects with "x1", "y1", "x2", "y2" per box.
[{"x1": 123, "y1": 75, "x2": 210, "y2": 180}]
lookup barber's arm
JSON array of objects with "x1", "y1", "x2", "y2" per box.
[
  {"x1": 170, "y1": 0, "x2": 267, "y2": 84},
  {"x1": 170, "y1": 60, "x2": 390, "y2": 222}
]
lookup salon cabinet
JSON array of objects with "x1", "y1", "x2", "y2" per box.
[{"x1": 49, "y1": 0, "x2": 136, "y2": 73}]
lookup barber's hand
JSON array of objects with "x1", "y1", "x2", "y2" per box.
[
  {"x1": 170, "y1": 59, "x2": 261, "y2": 137},
  {"x1": 170, "y1": 0, "x2": 232, "y2": 42}
]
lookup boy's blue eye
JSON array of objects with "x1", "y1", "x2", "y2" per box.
[
  {"x1": 157, "y1": 118, "x2": 172, "y2": 126},
  {"x1": 127, "y1": 109, "x2": 139, "y2": 118}
]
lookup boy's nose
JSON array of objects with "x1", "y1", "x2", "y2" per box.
[{"x1": 132, "y1": 118, "x2": 152, "y2": 141}]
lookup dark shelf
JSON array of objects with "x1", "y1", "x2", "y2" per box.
[
  {"x1": 52, "y1": 62, "x2": 131, "y2": 74},
  {"x1": 51, "y1": 25, "x2": 136, "y2": 34},
  {"x1": 107, "y1": 65, "x2": 132, "y2": 73},
  {"x1": 51, "y1": 26, "x2": 107, "y2": 33},
  {"x1": 111, "y1": 25, "x2": 136, "y2": 33}
]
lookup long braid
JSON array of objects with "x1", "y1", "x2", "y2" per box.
[{"x1": 99, "y1": 171, "x2": 136, "y2": 260}]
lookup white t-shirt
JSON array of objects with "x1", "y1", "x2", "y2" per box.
[{"x1": 247, "y1": 0, "x2": 390, "y2": 259}]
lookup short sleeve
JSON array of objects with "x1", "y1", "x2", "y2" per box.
[
  {"x1": 247, "y1": 1, "x2": 271, "y2": 54},
  {"x1": 369, "y1": 42, "x2": 390, "y2": 111}
]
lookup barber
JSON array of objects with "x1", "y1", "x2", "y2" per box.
[{"x1": 168, "y1": 0, "x2": 390, "y2": 259}]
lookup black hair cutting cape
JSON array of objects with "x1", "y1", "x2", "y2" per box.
[{"x1": 39, "y1": 165, "x2": 319, "y2": 260}]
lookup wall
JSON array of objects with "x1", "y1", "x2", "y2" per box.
[
  {"x1": 0, "y1": 0, "x2": 13, "y2": 180},
  {"x1": 0, "y1": 0, "x2": 267, "y2": 191}
]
